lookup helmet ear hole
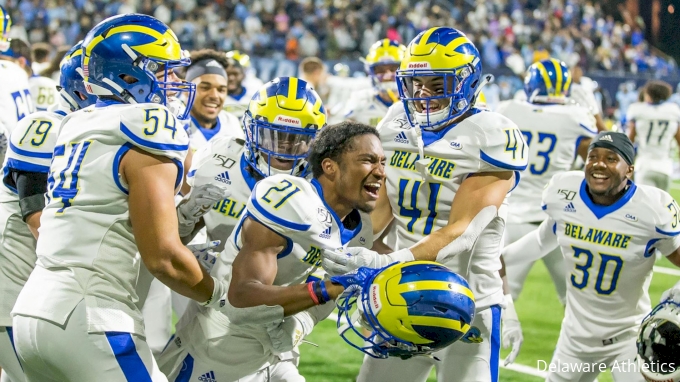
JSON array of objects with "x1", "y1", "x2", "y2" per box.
[
  {"x1": 119, "y1": 74, "x2": 138, "y2": 84},
  {"x1": 470, "y1": 80, "x2": 478, "y2": 89}
]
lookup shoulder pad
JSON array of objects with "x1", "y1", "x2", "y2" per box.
[
  {"x1": 470, "y1": 112, "x2": 529, "y2": 172},
  {"x1": 377, "y1": 103, "x2": 408, "y2": 131},
  {"x1": 568, "y1": 105, "x2": 597, "y2": 136},
  {"x1": 187, "y1": 135, "x2": 244, "y2": 188},
  {"x1": 494, "y1": 100, "x2": 514, "y2": 114},
  {"x1": 247, "y1": 175, "x2": 317, "y2": 235},
  {"x1": 7, "y1": 110, "x2": 66, "y2": 173},
  {"x1": 119, "y1": 104, "x2": 189, "y2": 163}
]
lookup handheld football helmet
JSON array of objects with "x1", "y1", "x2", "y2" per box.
[
  {"x1": 364, "y1": 39, "x2": 406, "y2": 100},
  {"x1": 337, "y1": 261, "x2": 476, "y2": 359},
  {"x1": 58, "y1": 41, "x2": 97, "y2": 111},
  {"x1": 243, "y1": 77, "x2": 326, "y2": 178},
  {"x1": 81, "y1": 13, "x2": 195, "y2": 119},
  {"x1": 397, "y1": 27, "x2": 482, "y2": 130},
  {"x1": 524, "y1": 58, "x2": 572, "y2": 104},
  {"x1": 0, "y1": 5, "x2": 10, "y2": 53},
  {"x1": 637, "y1": 300, "x2": 680, "y2": 382}
]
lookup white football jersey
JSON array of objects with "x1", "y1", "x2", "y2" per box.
[
  {"x1": 542, "y1": 171, "x2": 680, "y2": 343},
  {"x1": 626, "y1": 102, "x2": 680, "y2": 175},
  {"x1": 570, "y1": 81, "x2": 601, "y2": 115},
  {"x1": 0, "y1": 61, "x2": 34, "y2": 134},
  {"x1": 0, "y1": 108, "x2": 67, "y2": 326},
  {"x1": 12, "y1": 101, "x2": 189, "y2": 336},
  {"x1": 496, "y1": 100, "x2": 597, "y2": 224},
  {"x1": 187, "y1": 110, "x2": 244, "y2": 152},
  {"x1": 379, "y1": 106, "x2": 528, "y2": 309},
  {"x1": 339, "y1": 88, "x2": 394, "y2": 128},
  {"x1": 222, "y1": 86, "x2": 257, "y2": 121},
  {"x1": 186, "y1": 135, "x2": 255, "y2": 252},
  {"x1": 174, "y1": 174, "x2": 372, "y2": 379},
  {"x1": 28, "y1": 75, "x2": 59, "y2": 112}
]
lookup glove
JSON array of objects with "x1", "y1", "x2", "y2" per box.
[
  {"x1": 661, "y1": 280, "x2": 680, "y2": 303},
  {"x1": 329, "y1": 266, "x2": 382, "y2": 295},
  {"x1": 177, "y1": 183, "x2": 230, "y2": 237},
  {"x1": 187, "y1": 240, "x2": 220, "y2": 274},
  {"x1": 501, "y1": 294, "x2": 523, "y2": 366},
  {"x1": 266, "y1": 312, "x2": 314, "y2": 355},
  {"x1": 322, "y1": 247, "x2": 414, "y2": 276}
]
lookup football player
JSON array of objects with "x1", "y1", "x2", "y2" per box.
[
  {"x1": 222, "y1": 55, "x2": 258, "y2": 120},
  {"x1": 226, "y1": 50, "x2": 264, "y2": 96},
  {"x1": 626, "y1": 80, "x2": 680, "y2": 193},
  {"x1": 158, "y1": 121, "x2": 378, "y2": 381},
  {"x1": 339, "y1": 39, "x2": 406, "y2": 128},
  {"x1": 0, "y1": 6, "x2": 34, "y2": 144},
  {"x1": 496, "y1": 58, "x2": 597, "y2": 305},
  {"x1": 0, "y1": 40, "x2": 96, "y2": 382},
  {"x1": 10, "y1": 14, "x2": 223, "y2": 381},
  {"x1": 185, "y1": 49, "x2": 244, "y2": 152},
  {"x1": 503, "y1": 132, "x2": 680, "y2": 382},
  {"x1": 323, "y1": 27, "x2": 527, "y2": 382}
]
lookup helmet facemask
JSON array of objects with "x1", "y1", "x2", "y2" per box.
[
  {"x1": 397, "y1": 65, "x2": 477, "y2": 131},
  {"x1": 637, "y1": 301, "x2": 680, "y2": 382}
]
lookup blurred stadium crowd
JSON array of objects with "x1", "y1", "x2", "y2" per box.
[{"x1": 3, "y1": 0, "x2": 680, "y2": 126}]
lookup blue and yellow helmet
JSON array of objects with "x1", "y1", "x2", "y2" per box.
[
  {"x1": 81, "y1": 14, "x2": 195, "y2": 119},
  {"x1": 58, "y1": 41, "x2": 97, "y2": 112},
  {"x1": 397, "y1": 27, "x2": 482, "y2": 130},
  {"x1": 244, "y1": 77, "x2": 326, "y2": 178},
  {"x1": 226, "y1": 50, "x2": 251, "y2": 68},
  {"x1": 524, "y1": 58, "x2": 572, "y2": 103},
  {"x1": 364, "y1": 39, "x2": 406, "y2": 96},
  {"x1": 0, "y1": 5, "x2": 11, "y2": 53},
  {"x1": 337, "y1": 261, "x2": 476, "y2": 359}
]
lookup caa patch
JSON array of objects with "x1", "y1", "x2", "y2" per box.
[{"x1": 461, "y1": 327, "x2": 483, "y2": 344}]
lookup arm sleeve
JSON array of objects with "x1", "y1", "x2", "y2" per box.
[
  {"x1": 12, "y1": 170, "x2": 48, "y2": 221},
  {"x1": 477, "y1": 116, "x2": 529, "y2": 172},
  {"x1": 653, "y1": 193, "x2": 680, "y2": 256},
  {"x1": 502, "y1": 217, "x2": 559, "y2": 267}
]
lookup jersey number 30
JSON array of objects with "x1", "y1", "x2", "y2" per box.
[
  {"x1": 570, "y1": 245, "x2": 623, "y2": 295},
  {"x1": 48, "y1": 141, "x2": 92, "y2": 213}
]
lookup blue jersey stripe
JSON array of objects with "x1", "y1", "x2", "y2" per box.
[
  {"x1": 5, "y1": 158, "x2": 50, "y2": 173},
  {"x1": 490, "y1": 305, "x2": 501, "y2": 382},
  {"x1": 105, "y1": 332, "x2": 152, "y2": 382},
  {"x1": 9, "y1": 141, "x2": 53, "y2": 159},
  {"x1": 174, "y1": 353, "x2": 194, "y2": 382},
  {"x1": 120, "y1": 122, "x2": 189, "y2": 152}
]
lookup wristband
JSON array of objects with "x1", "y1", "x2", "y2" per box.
[
  {"x1": 307, "y1": 282, "x2": 320, "y2": 305},
  {"x1": 313, "y1": 281, "x2": 327, "y2": 305},
  {"x1": 319, "y1": 281, "x2": 331, "y2": 303}
]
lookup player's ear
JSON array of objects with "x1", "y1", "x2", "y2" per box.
[
  {"x1": 626, "y1": 165, "x2": 634, "y2": 180},
  {"x1": 321, "y1": 157, "x2": 337, "y2": 179}
]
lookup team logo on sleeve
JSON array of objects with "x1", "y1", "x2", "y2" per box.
[
  {"x1": 558, "y1": 189, "x2": 576, "y2": 201},
  {"x1": 212, "y1": 154, "x2": 236, "y2": 169},
  {"x1": 450, "y1": 141, "x2": 463, "y2": 150}
]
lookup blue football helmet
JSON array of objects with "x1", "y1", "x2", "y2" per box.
[
  {"x1": 337, "y1": 261, "x2": 476, "y2": 359},
  {"x1": 58, "y1": 41, "x2": 97, "y2": 111},
  {"x1": 243, "y1": 77, "x2": 326, "y2": 178},
  {"x1": 524, "y1": 58, "x2": 572, "y2": 103},
  {"x1": 81, "y1": 14, "x2": 195, "y2": 119},
  {"x1": 0, "y1": 5, "x2": 10, "y2": 53},
  {"x1": 396, "y1": 27, "x2": 482, "y2": 130},
  {"x1": 637, "y1": 300, "x2": 680, "y2": 382}
]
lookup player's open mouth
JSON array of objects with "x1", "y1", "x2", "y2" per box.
[
  {"x1": 591, "y1": 172, "x2": 608, "y2": 180},
  {"x1": 419, "y1": 101, "x2": 441, "y2": 112},
  {"x1": 363, "y1": 182, "x2": 381, "y2": 199}
]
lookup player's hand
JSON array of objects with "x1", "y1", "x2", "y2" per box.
[
  {"x1": 661, "y1": 280, "x2": 680, "y2": 303},
  {"x1": 329, "y1": 266, "x2": 382, "y2": 294},
  {"x1": 177, "y1": 183, "x2": 230, "y2": 236},
  {"x1": 502, "y1": 294, "x2": 523, "y2": 366},
  {"x1": 187, "y1": 240, "x2": 220, "y2": 273},
  {"x1": 322, "y1": 247, "x2": 384, "y2": 276},
  {"x1": 266, "y1": 312, "x2": 314, "y2": 355}
]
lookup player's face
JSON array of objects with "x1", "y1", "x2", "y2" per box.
[
  {"x1": 154, "y1": 67, "x2": 181, "y2": 97},
  {"x1": 226, "y1": 66, "x2": 244, "y2": 93},
  {"x1": 585, "y1": 147, "x2": 633, "y2": 198},
  {"x1": 373, "y1": 63, "x2": 400, "y2": 82},
  {"x1": 191, "y1": 74, "x2": 227, "y2": 122},
  {"x1": 410, "y1": 76, "x2": 453, "y2": 113},
  {"x1": 336, "y1": 134, "x2": 386, "y2": 213}
]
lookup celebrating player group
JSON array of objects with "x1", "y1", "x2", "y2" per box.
[{"x1": 0, "y1": 6, "x2": 679, "y2": 382}]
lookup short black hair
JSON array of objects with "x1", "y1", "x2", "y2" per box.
[
  {"x1": 8, "y1": 39, "x2": 31, "y2": 61},
  {"x1": 309, "y1": 121, "x2": 380, "y2": 178}
]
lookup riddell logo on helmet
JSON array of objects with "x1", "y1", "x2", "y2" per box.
[
  {"x1": 275, "y1": 115, "x2": 301, "y2": 127},
  {"x1": 369, "y1": 284, "x2": 382, "y2": 313},
  {"x1": 407, "y1": 62, "x2": 430, "y2": 69}
]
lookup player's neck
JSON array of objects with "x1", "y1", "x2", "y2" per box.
[
  {"x1": 191, "y1": 111, "x2": 217, "y2": 129},
  {"x1": 228, "y1": 85, "x2": 244, "y2": 97},
  {"x1": 315, "y1": 177, "x2": 351, "y2": 221},
  {"x1": 586, "y1": 183, "x2": 629, "y2": 206}
]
